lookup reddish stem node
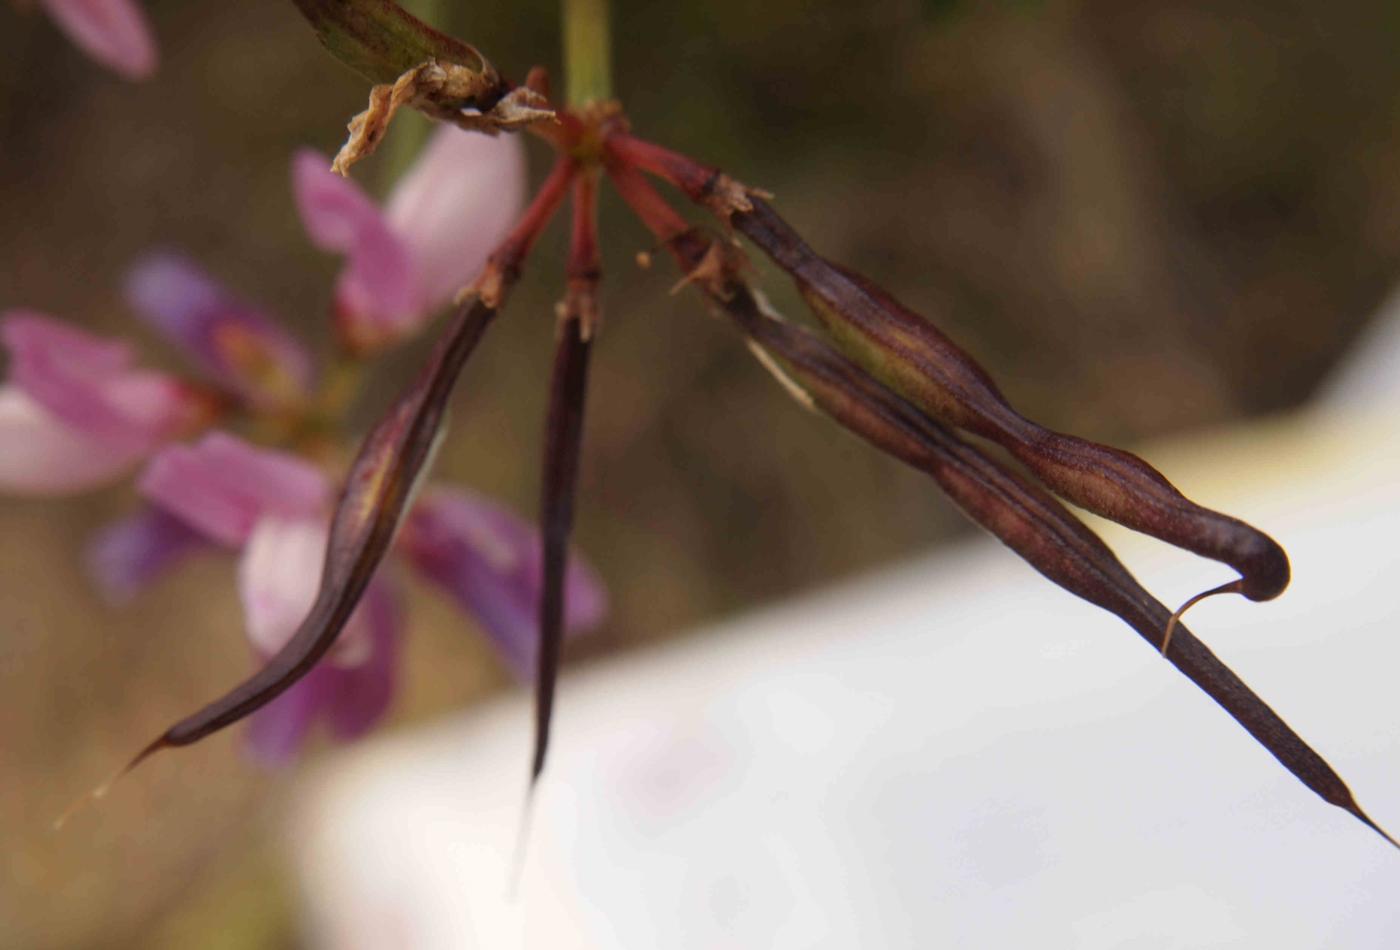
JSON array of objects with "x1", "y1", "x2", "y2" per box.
[
  {"x1": 606, "y1": 158, "x2": 691, "y2": 244},
  {"x1": 486, "y1": 156, "x2": 580, "y2": 288},
  {"x1": 606, "y1": 132, "x2": 717, "y2": 200}
]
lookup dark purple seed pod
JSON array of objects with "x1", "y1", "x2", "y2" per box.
[
  {"x1": 532, "y1": 170, "x2": 601, "y2": 785},
  {"x1": 706, "y1": 275, "x2": 1389, "y2": 846},
  {"x1": 732, "y1": 197, "x2": 1289, "y2": 606},
  {"x1": 127, "y1": 294, "x2": 498, "y2": 769}
]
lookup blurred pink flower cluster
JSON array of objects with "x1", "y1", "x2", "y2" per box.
[{"x1": 1, "y1": 128, "x2": 605, "y2": 763}]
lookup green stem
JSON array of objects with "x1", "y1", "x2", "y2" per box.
[{"x1": 564, "y1": 0, "x2": 612, "y2": 105}]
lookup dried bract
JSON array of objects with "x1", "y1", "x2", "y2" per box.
[{"x1": 331, "y1": 62, "x2": 552, "y2": 176}]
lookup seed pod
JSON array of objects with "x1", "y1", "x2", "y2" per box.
[
  {"x1": 732, "y1": 197, "x2": 1288, "y2": 605},
  {"x1": 126, "y1": 294, "x2": 496, "y2": 768},
  {"x1": 603, "y1": 160, "x2": 1392, "y2": 845},
  {"x1": 533, "y1": 171, "x2": 601, "y2": 784},
  {"x1": 107, "y1": 158, "x2": 578, "y2": 780},
  {"x1": 713, "y1": 279, "x2": 1389, "y2": 844}
]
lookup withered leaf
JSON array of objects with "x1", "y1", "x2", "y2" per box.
[{"x1": 290, "y1": 0, "x2": 497, "y2": 95}]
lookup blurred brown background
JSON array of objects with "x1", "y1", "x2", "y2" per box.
[{"x1": 3, "y1": 0, "x2": 1400, "y2": 946}]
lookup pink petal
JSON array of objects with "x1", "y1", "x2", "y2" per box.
[
  {"x1": 385, "y1": 127, "x2": 526, "y2": 315},
  {"x1": 1, "y1": 310, "x2": 193, "y2": 452},
  {"x1": 138, "y1": 432, "x2": 330, "y2": 546},
  {"x1": 320, "y1": 582, "x2": 402, "y2": 740},
  {"x1": 240, "y1": 535, "x2": 402, "y2": 766},
  {"x1": 125, "y1": 253, "x2": 314, "y2": 410},
  {"x1": 399, "y1": 487, "x2": 607, "y2": 681},
  {"x1": 243, "y1": 668, "x2": 320, "y2": 767},
  {"x1": 85, "y1": 505, "x2": 208, "y2": 602},
  {"x1": 291, "y1": 151, "x2": 420, "y2": 348},
  {"x1": 0, "y1": 386, "x2": 144, "y2": 494},
  {"x1": 237, "y1": 516, "x2": 384, "y2": 667},
  {"x1": 1, "y1": 310, "x2": 130, "y2": 371},
  {"x1": 38, "y1": 0, "x2": 157, "y2": 80}
]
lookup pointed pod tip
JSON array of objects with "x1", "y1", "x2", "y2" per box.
[
  {"x1": 507, "y1": 779, "x2": 541, "y2": 899},
  {"x1": 124, "y1": 735, "x2": 169, "y2": 775},
  {"x1": 1350, "y1": 803, "x2": 1400, "y2": 852},
  {"x1": 51, "y1": 738, "x2": 164, "y2": 832}
]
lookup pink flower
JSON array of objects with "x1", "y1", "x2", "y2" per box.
[
  {"x1": 0, "y1": 257, "x2": 313, "y2": 497},
  {"x1": 293, "y1": 126, "x2": 526, "y2": 352},
  {"x1": 0, "y1": 311, "x2": 208, "y2": 495},
  {"x1": 0, "y1": 387, "x2": 150, "y2": 494},
  {"x1": 137, "y1": 432, "x2": 607, "y2": 763},
  {"x1": 0, "y1": 263, "x2": 320, "y2": 609},
  {"x1": 1, "y1": 136, "x2": 591, "y2": 765},
  {"x1": 36, "y1": 0, "x2": 157, "y2": 80},
  {"x1": 137, "y1": 430, "x2": 330, "y2": 546},
  {"x1": 237, "y1": 516, "x2": 401, "y2": 765},
  {"x1": 400, "y1": 490, "x2": 608, "y2": 681}
]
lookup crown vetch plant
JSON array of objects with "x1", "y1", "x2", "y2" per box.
[
  {"x1": 25, "y1": 0, "x2": 1392, "y2": 849},
  {"x1": 3, "y1": 134, "x2": 605, "y2": 771}
]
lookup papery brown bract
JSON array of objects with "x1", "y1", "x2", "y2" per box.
[{"x1": 290, "y1": 1, "x2": 553, "y2": 176}]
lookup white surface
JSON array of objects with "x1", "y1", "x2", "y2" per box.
[{"x1": 290, "y1": 309, "x2": 1400, "y2": 948}]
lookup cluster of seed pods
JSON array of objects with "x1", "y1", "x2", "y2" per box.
[
  {"x1": 85, "y1": 0, "x2": 1391, "y2": 849},
  {"x1": 602, "y1": 155, "x2": 1388, "y2": 843}
]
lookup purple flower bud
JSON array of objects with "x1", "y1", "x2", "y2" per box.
[
  {"x1": 85, "y1": 505, "x2": 209, "y2": 603},
  {"x1": 125, "y1": 253, "x2": 314, "y2": 412}
]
